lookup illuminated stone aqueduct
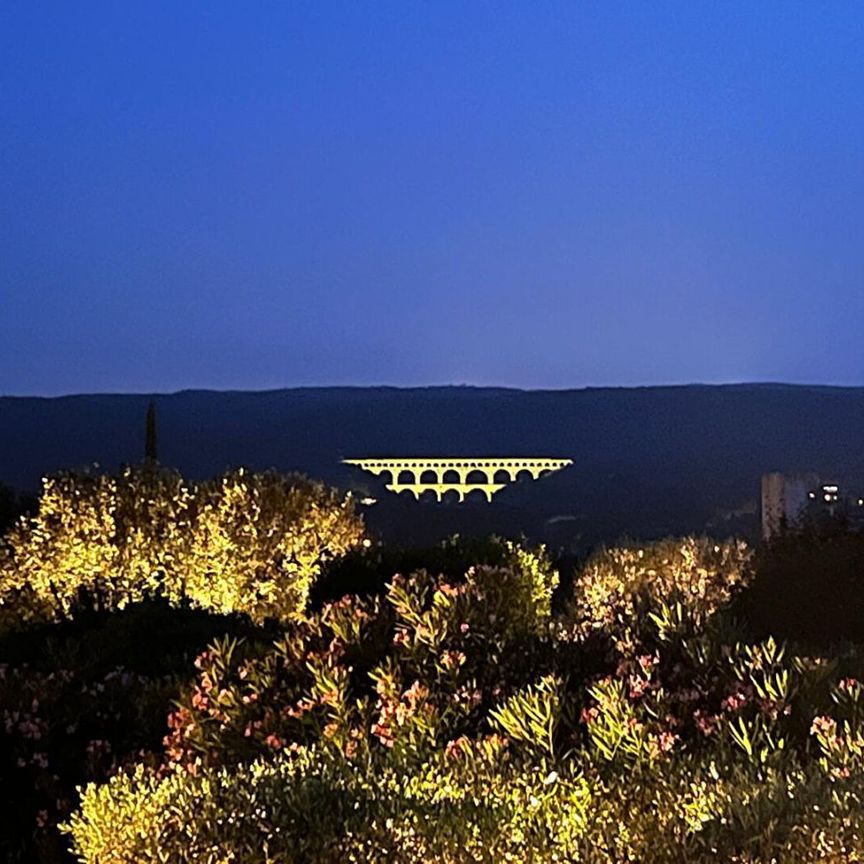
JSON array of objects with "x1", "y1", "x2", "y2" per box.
[{"x1": 343, "y1": 457, "x2": 573, "y2": 502}]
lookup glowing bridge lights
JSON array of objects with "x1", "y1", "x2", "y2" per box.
[{"x1": 343, "y1": 457, "x2": 573, "y2": 502}]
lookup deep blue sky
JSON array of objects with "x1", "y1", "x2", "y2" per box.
[{"x1": 2, "y1": 2, "x2": 863, "y2": 395}]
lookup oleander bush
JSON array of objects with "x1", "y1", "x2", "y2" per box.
[
  {"x1": 568, "y1": 537, "x2": 750, "y2": 644},
  {"x1": 5, "y1": 475, "x2": 864, "y2": 864},
  {"x1": 62, "y1": 537, "x2": 864, "y2": 863},
  {"x1": 0, "y1": 655, "x2": 173, "y2": 863},
  {"x1": 0, "y1": 600, "x2": 262, "y2": 864},
  {"x1": 66, "y1": 740, "x2": 864, "y2": 863},
  {"x1": 0, "y1": 466, "x2": 365, "y2": 627},
  {"x1": 159, "y1": 538, "x2": 559, "y2": 771}
]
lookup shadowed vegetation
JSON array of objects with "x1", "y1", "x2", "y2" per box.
[{"x1": 3, "y1": 471, "x2": 864, "y2": 862}]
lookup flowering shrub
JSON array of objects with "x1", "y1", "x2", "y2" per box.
[
  {"x1": 0, "y1": 467, "x2": 364, "y2": 627},
  {"x1": 65, "y1": 733, "x2": 864, "y2": 862},
  {"x1": 569, "y1": 537, "x2": 750, "y2": 644},
  {"x1": 161, "y1": 599, "x2": 389, "y2": 770},
  {"x1": 162, "y1": 542, "x2": 559, "y2": 771},
  {"x1": 0, "y1": 599, "x2": 257, "y2": 864},
  {"x1": 60, "y1": 535, "x2": 864, "y2": 862},
  {"x1": 0, "y1": 659, "x2": 174, "y2": 863}
]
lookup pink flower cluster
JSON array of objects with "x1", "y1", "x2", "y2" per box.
[{"x1": 372, "y1": 679, "x2": 430, "y2": 748}]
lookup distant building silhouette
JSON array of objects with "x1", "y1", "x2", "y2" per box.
[
  {"x1": 762, "y1": 472, "x2": 864, "y2": 540},
  {"x1": 761, "y1": 472, "x2": 816, "y2": 540}
]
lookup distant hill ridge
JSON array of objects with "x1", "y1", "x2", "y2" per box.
[{"x1": 2, "y1": 384, "x2": 863, "y2": 544}]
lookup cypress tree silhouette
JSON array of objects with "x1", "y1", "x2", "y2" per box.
[{"x1": 145, "y1": 400, "x2": 158, "y2": 463}]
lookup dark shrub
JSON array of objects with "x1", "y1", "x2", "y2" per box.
[
  {"x1": 0, "y1": 601, "x2": 260, "y2": 864},
  {"x1": 742, "y1": 531, "x2": 864, "y2": 642}
]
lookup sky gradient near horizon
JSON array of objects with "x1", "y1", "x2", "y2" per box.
[{"x1": 2, "y1": 2, "x2": 864, "y2": 395}]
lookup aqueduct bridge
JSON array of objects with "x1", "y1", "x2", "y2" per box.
[{"x1": 343, "y1": 457, "x2": 573, "y2": 502}]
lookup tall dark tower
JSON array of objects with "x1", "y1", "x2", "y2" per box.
[{"x1": 145, "y1": 400, "x2": 158, "y2": 463}]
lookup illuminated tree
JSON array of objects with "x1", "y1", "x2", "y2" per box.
[
  {"x1": 0, "y1": 468, "x2": 189, "y2": 625},
  {"x1": 181, "y1": 470, "x2": 366, "y2": 622},
  {"x1": 0, "y1": 467, "x2": 364, "y2": 628}
]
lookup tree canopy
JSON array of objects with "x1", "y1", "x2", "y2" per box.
[{"x1": 0, "y1": 467, "x2": 365, "y2": 628}]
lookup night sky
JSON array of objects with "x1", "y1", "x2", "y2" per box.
[{"x1": 2, "y1": 2, "x2": 863, "y2": 395}]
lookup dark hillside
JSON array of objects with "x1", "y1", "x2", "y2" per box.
[{"x1": 2, "y1": 384, "x2": 863, "y2": 547}]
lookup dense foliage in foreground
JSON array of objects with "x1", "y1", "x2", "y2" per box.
[
  {"x1": 3, "y1": 469, "x2": 864, "y2": 862},
  {"x1": 0, "y1": 602, "x2": 264, "y2": 863},
  {"x1": 60, "y1": 538, "x2": 864, "y2": 862},
  {"x1": 0, "y1": 467, "x2": 363, "y2": 863},
  {"x1": 0, "y1": 466, "x2": 364, "y2": 626}
]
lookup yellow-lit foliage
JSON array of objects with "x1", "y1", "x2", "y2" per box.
[
  {"x1": 0, "y1": 467, "x2": 364, "y2": 627},
  {"x1": 570, "y1": 537, "x2": 751, "y2": 641},
  {"x1": 64, "y1": 744, "x2": 599, "y2": 864},
  {"x1": 64, "y1": 736, "x2": 864, "y2": 863},
  {"x1": 180, "y1": 470, "x2": 365, "y2": 621},
  {"x1": 387, "y1": 539, "x2": 558, "y2": 660},
  {"x1": 61, "y1": 536, "x2": 864, "y2": 863}
]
